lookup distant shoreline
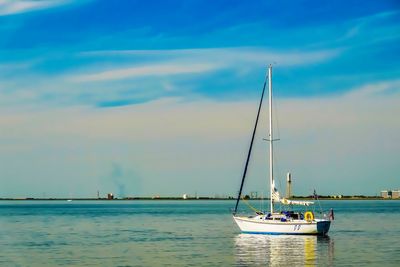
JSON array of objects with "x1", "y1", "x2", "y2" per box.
[{"x1": 0, "y1": 197, "x2": 398, "y2": 201}]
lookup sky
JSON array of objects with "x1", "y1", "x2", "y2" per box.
[{"x1": 0, "y1": 0, "x2": 399, "y2": 198}]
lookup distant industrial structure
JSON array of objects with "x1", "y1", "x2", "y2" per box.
[
  {"x1": 286, "y1": 172, "x2": 292, "y2": 198},
  {"x1": 381, "y1": 190, "x2": 400, "y2": 199}
]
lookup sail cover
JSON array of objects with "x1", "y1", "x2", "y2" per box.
[
  {"x1": 280, "y1": 198, "x2": 314, "y2": 206},
  {"x1": 272, "y1": 181, "x2": 314, "y2": 206}
]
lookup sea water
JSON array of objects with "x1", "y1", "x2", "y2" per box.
[{"x1": 0, "y1": 200, "x2": 399, "y2": 266}]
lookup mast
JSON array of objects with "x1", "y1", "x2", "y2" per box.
[{"x1": 268, "y1": 65, "x2": 274, "y2": 214}]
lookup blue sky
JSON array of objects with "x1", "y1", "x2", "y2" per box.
[{"x1": 0, "y1": 0, "x2": 399, "y2": 198}]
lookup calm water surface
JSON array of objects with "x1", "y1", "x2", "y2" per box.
[{"x1": 0, "y1": 200, "x2": 399, "y2": 266}]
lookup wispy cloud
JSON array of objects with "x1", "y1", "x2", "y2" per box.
[
  {"x1": 82, "y1": 47, "x2": 340, "y2": 66},
  {"x1": 0, "y1": 0, "x2": 76, "y2": 16},
  {"x1": 344, "y1": 79, "x2": 400, "y2": 99},
  {"x1": 304, "y1": 10, "x2": 400, "y2": 50},
  {"x1": 72, "y1": 47, "x2": 340, "y2": 82},
  {"x1": 71, "y1": 63, "x2": 220, "y2": 82}
]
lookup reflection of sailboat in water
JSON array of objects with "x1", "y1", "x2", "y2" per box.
[
  {"x1": 233, "y1": 65, "x2": 333, "y2": 235},
  {"x1": 235, "y1": 234, "x2": 334, "y2": 266}
]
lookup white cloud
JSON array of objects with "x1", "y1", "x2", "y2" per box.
[
  {"x1": 71, "y1": 63, "x2": 220, "y2": 82},
  {"x1": 106, "y1": 47, "x2": 337, "y2": 65},
  {"x1": 81, "y1": 47, "x2": 339, "y2": 66},
  {"x1": 344, "y1": 79, "x2": 400, "y2": 99},
  {"x1": 71, "y1": 47, "x2": 340, "y2": 82},
  {"x1": 0, "y1": 0, "x2": 76, "y2": 16}
]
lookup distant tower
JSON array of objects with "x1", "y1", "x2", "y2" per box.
[{"x1": 286, "y1": 172, "x2": 292, "y2": 198}]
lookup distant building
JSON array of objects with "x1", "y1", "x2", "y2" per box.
[
  {"x1": 381, "y1": 190, "x2": 392, "y2": 199},
  {"x1": 182, "y1": 194, "x2": 188, "y2": 200},
  {"x1": 107, "y1": 193, "x2": 114, "y2": 200},
  {"x1": 392, "y1": 190, "x2": 400, "y2": 199}
]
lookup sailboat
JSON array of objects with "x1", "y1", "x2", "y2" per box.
[{"x1": 232, "y1": 65, "x2": 332, "y2": 235}]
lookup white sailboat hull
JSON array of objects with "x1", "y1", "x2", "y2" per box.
[{"x1": 233, "y1": 215, "x2": 331, "y2": 235}]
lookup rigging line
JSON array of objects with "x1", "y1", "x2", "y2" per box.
[
  {"x1": 241, "y1": 197, "x2": 263, "y2": 214},
  {"x1": 316, "y1": 191, "x2": 324, "y2": 214},
  {"x1": 234, "y1": 74, "x2": 268, "y2": 214}
]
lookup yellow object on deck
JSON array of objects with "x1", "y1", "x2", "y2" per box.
[{"x1": 305, "y1": 211, "x2": 314, "y2": 221}]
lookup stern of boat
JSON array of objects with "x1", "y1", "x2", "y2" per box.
[{"x1": 316, "y1": 219, "x2": 331, "y2": 236}]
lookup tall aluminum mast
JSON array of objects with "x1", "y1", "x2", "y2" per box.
[{"x1": 268, "y1": 65, "x2": 274, "y2": 214}]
